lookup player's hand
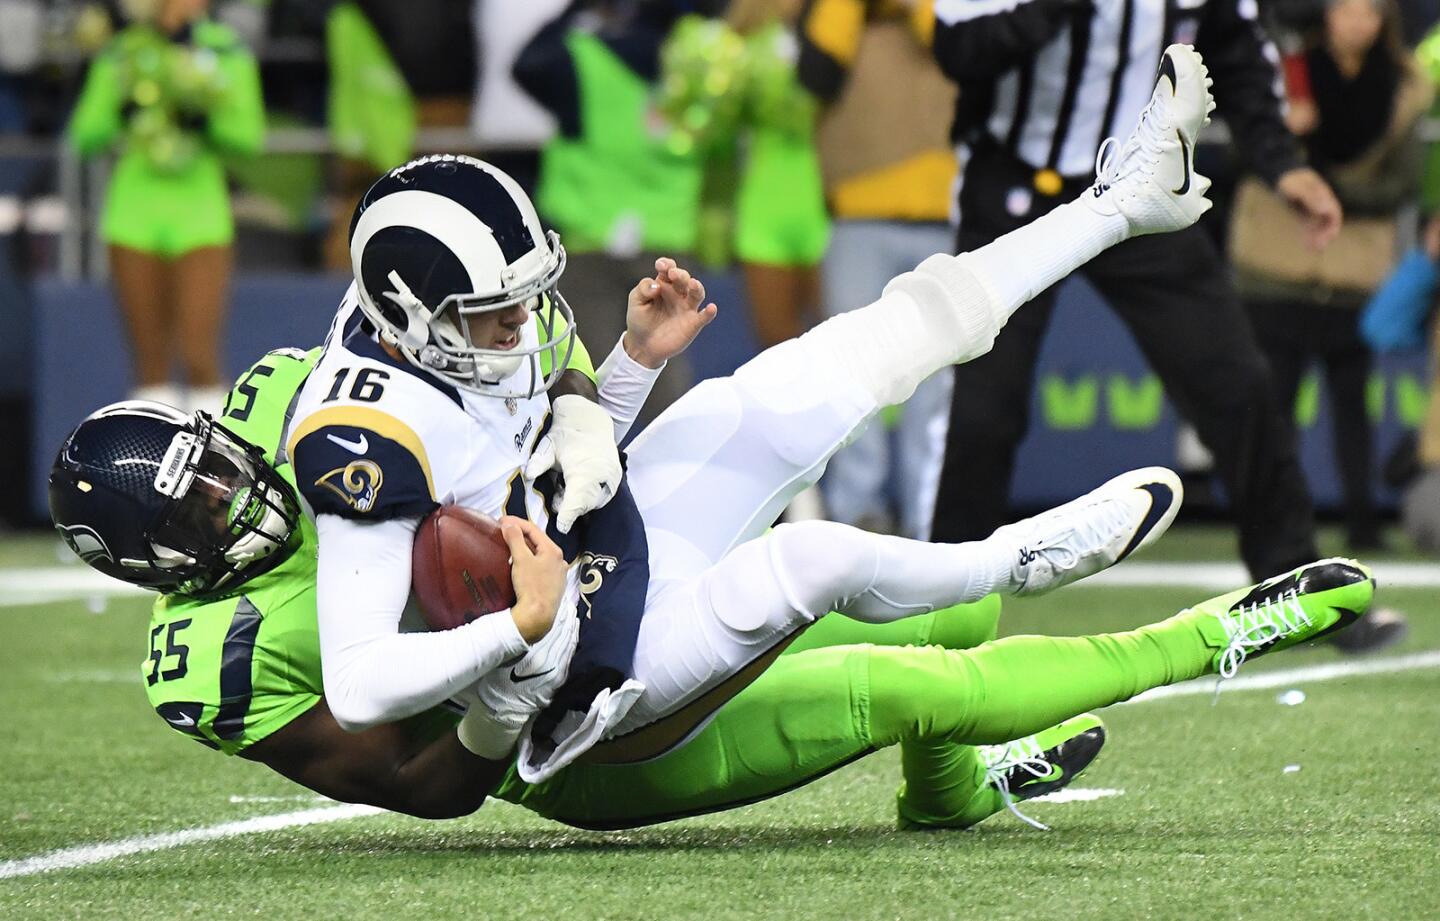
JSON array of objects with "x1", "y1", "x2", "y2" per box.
[
  {"x1": 467, "y1": 593, "x2": 581, "y2": 758},
  {"x1": 1276, "y1": 167, "x2": 1343, "y2": 251},
  {"x1": 500, "y1": 515, "x2": 569, "y2": 643},
  {"x1": 526, "y1": 394, "x2": 623, "y2": 534},
  {"x1": 622, "y1": 257, "x2": 719, "y2": 368}
]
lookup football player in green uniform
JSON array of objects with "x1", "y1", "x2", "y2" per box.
[{"x1": 50, "y1": 345, "x2": 1374, "y2": 832}]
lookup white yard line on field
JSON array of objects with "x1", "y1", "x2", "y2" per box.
[
  {"x1": 1124, "y1": 649, "x2": 1440, "y2": 704},
  {"x1": 1032, "y1": 787, "x2": 1125, "y2": 804},
  {"x1": 2, "y1": 650, "x2": 1436, "y2": 879},
  {"x1": 0, "y1": 804, "x2": 382, "y2": 879},
  {"x1": 0, "y1": 567, "x2": 145, "y2": 607},
  {"x1": 1079, "y1": 561, "x2": 1440, "y2": 590}
]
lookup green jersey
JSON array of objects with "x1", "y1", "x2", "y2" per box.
[{"x1": 143, "y1": 348, "x2": 325, "y2": 755}]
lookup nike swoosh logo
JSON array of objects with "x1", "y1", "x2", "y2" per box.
[
  {"x1": 327, "y1": 433, "x2": 369, "y2": 455},
  {"x1": 166, "y1": 713, "x2": 196, "y2": 728},
  {"x1": 1174, "y1": 133, "x2": 1191, "y2": 196},
  {"x1": 1021, "y1": 764, "x2": 1064, "y2": 787},
  {"x1": 1158, "y1": 52, "x2": 1178, "y2": 96},
  {"x1": 1117, "y1": 481, "x2": 1176, "y2": 562},
  {"x1": 510, "y1": 666, "x2": 555, "y2": 683}
]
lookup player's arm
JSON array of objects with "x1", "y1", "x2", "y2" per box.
[
  {"x1": 929, "y1": 0, "x2": 1087, "y2": 84},
  {"x1": 598, "y1": 257, "x2": 717, "y2": 441},
  {"x1": 313, "y1": 515, "x2": 526, "y2": 731},
  {"x1": 243, "y1": 700, "x2": 511, "y2": 820},
  {"x1": 291, "y1": 409, "x2": 559, "y2": 731}
]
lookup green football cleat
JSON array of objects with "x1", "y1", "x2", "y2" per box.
[
  {"x1": 980, "y1": 712, "x2": 1107, "y2": 831},
  {"x1": 1186, "y1": 558, "x2": 1376, "y2": 679}
]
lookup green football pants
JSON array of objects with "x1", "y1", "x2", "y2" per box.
[{"x1": 497, "y1": 596, "x2": 1211, "y2": 829}]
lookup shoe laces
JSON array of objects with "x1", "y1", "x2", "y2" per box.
[
  {"x1": 981, "y1": 736, "x2": 1053, "y2": 831},
  {"x1": 1093, "y1": 93, "x2": 1168, "y2": 192},
  {"x1": 1026, "y1": 493, "x2": 1131, "y2": 577},
  {"x1": 1211, "y1": 588, "x2": 1312, "y2": 700}
]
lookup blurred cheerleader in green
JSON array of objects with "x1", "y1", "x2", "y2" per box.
[
  {"x1": 69, "y1": 0, "x2": 264, "y2": 411},
  {"x1": 661, "y1": 3, "x2": 829, "y2": 348}
]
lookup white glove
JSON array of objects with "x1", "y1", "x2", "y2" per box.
[
  {"x1": 525, "y1": 394, "x2": 622, "y2": 534},
  {"x1": 517, "y1": 678, "x2": 645, "y2": 783},
  {"x1": 462, "y1": 595, "x2": 582, "y2": 759}
]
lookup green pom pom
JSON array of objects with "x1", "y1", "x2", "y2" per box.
[{"x1": 657, "y1": 15, "x2": 747, "y2": 154}]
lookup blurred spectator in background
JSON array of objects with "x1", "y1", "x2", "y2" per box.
[
  {"x1": 1233, "y1": 0, "x2": 1431, "y2": 551},
  {"x1": 69, "y1": 0, "x2": 264, "y2": 412},
  {"x1": 471, "y1": 0, "x2": 567, "y2": 195},
  {"x1": 1391, "y1": 19, "x2": 1440, "y2": 550},
  {"x1": 1401, "y1": 309, "x2": 1440, "y2": 550},
  {"x1": 323, "y1": 0, "x2": 477, "y2": 268},
  {"x1": 727, "y1": 0, "x2": 828, "y2": 350},
  {"x1": 517, "y1": 0, "x2": 701, "y2": 427},
  {"x1": 797, "y1": 0, "x2": 958, "y2": 538}
]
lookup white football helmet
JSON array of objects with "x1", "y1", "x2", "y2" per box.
[{"x1": 348, "y1": 154, "x2": 576, "y2": 398}]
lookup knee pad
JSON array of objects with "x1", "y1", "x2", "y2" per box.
[
  {"x1": 799, "y1": 254, "x2": 1006, "y2": 409},
  {"x1": 884, "y1": 253, "x2": 1006, "y2": 366}
]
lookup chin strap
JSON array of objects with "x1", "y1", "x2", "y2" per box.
[{"x1": 381, "y1": 270, "x2": 435, "y2": 351}]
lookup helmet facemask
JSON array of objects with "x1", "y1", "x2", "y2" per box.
[
  {"x1": 370, "y1": 230, "x2": 577, "y2": 400},
  {"x1": 146, "y1": 415, "x2": 300, "y2": 597}
]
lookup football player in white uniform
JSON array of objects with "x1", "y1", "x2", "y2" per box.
[{"x1": 289, "y1": 46, "x2": 1216, "y2": 781}]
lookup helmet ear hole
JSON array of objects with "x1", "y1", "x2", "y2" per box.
[{"x1": 377, "y1": 299, "x2": 409, "y2": 332}]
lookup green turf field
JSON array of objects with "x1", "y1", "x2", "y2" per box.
[{"x1": 1, "y1": 527, "x2": 1436, "y2": 920}]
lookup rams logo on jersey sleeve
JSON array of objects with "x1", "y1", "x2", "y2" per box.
[
  {"x1": 316, "y1": 459, "x2": 384, "y2": 513},
  {"x1": 288, "y1": 407, "x2": 438, "y2": 520}
]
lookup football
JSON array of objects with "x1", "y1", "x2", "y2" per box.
[{"x1": 411, "y1": 505, "x2": 516, "y2": 630}]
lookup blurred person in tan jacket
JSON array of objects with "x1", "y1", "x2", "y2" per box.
[
  {"x1": 797, "y1": 0, "x2": 957, "y2": 538},
  {"x1": 1232, "y1": 0, "x2": 1432, "y2": 551}
]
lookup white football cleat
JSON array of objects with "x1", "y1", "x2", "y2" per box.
[
  {"x1": 1085, "y1": 44, "x2": 1216, "y2": 237},
  {"x1": 993, "y1": 466, "x2": 1183, "y2": 596}
]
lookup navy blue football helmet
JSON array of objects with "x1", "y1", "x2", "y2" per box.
[{"x1": 49, "y1": 402, "x2": 301, "y2": 597}]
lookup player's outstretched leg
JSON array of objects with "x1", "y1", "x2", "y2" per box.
[
  {"x1": 783, "y1": 594, "x2": 1003, "y2": 658},
  {"x1": 866, "y1": 559, "x2": 1373, "y2": 747},
  {"x1": 627, "y1": 47, "x2": 1214, "y2": 567},
  {"x1": 511, "y1": 561, "x2": 1367, "y2": 833},
  {"x1": 793, "y1": 44, "x2": 1217, "y2": 416},
  {"x1": 877, "y1": 559, "x2": 1370, "y2": 828},
  {"x1": 750, "y1": 466, "x2": 1182, "y2": 626},
  {"x1": 614, "y1": 468, "x2": 1180, "y2": 742}
]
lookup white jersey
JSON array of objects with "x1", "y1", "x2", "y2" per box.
[{"x1": 287, "y1": 285, "x2": 559, "y2": 531}]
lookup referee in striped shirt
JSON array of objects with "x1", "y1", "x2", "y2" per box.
[{"x1": 925, "y1": 0, "x2": 1399, "y2": 649}]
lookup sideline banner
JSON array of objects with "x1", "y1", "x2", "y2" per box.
[{"x1": 1011, "y1": 278, "x2": 1429, "y2": 509}]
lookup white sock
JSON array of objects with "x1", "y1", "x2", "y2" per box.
[{"x1": 963, "y1": 197, "x2": 1130, "y2": 317}]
